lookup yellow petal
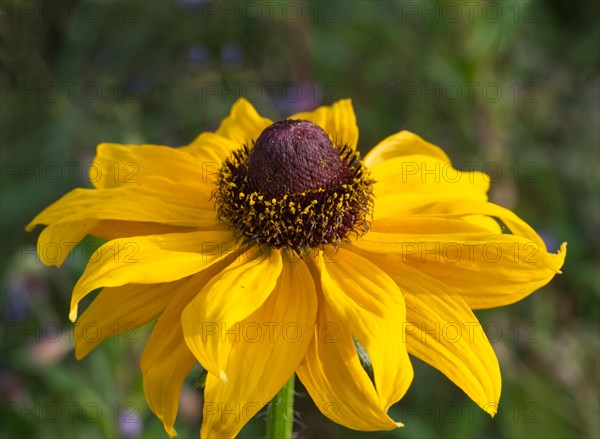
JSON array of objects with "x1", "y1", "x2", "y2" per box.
[
  {"x1": 356, "y1": 232, "x2": 566, "y2": 310},
  {"x1": 69, "y1": 231, "x2": 236, "y2": 322},
  {"x1": 214, "y1": 98, "x2": 272, "y2": 146},
  {"x1": 373, "y1": 194, "x2": 482, "y2": 221},
  {"x1": 372, "y1": 215, "x2": 502, "y2": 235},
  {"x1": 371, "y1": 196, "x2": 506, "y2": 235},
  {"x1": 373, "y1": 198, "x2": 551, "y2": 250},
  {"x1": 34, "y1": 220, "x2": 203, "y2": 267},
  {"x1": 26, "y1": 179, "x2": 216, "y2": 232},
  {"x1": 197, "y1": 259, "x2": 317, "y2": 439},
  {"x1": 405, "y1": 281, "x2": 501, "y2": 416},
  {"x1": 290, "y1": 99, "x2": 359, "y2": 149},
  {"x1": 415, "y1": 199, "x2": 549, "y2": 248},
  {"x1": 182, "y1": 246, "x2": 283, "y2": 377},
  {"x1": 141, "y1": 266, "x2": 224, "y2": 438},
  {"x1": 296, "y1": 290, "x2": 402, "y2": 431},
  {"x1": 35, "y1": 221, "x2": 90, "y2": 267},
  {"x1": 179, "y1": 132, "x2": 241, "y2": 182},
  {"x1": 74, "y1": 278, "x2": 188, "y2": 359},
  {"x1": 364, "y1": 131, "x2": 450, "y2": 167},
  {"x1": 370, "y1": 154, "x2": 490, "y2": 199},
  {"x1": 91, "y1": 143, "x2": 213, "y2": 191},
  {"x1": 462, "y1": 215, "x2": 504, "y2": 233},
  {"x1": 368, "y1": 254, "x2": 501, "y2": 415},
  {"x1": 91, "y1": 220, "x2": 204, "y2": 241},
  {"x1": 317, "y1": 249, "x2": 413, "y2": 411}
]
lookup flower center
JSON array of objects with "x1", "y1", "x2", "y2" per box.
[
  {"x1": 215, "y1": 119, "x2": 373, "y2": 253},
  {"x1": 246, "y1": 120, "x2": 347, "y2": 196}
]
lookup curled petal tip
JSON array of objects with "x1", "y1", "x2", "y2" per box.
[
  {"x1": 555, "y1": 242, "x2": 568, "y2": 273},
  {"x1": 484, "y1": 403, "x2": 499, "y2": 418}
]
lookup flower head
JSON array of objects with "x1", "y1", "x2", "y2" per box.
[
  {"x1": 27, "y1": 99, "x2": 566, "y2": 438},
  {"x1": 215, "y1": 118, "x2": 373, "y2": 251}
]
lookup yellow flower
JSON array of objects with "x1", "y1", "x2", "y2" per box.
[{"x1": 27, "y1": 99, "x2": 566, "y2": 438}]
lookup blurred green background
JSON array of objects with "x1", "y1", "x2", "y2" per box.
[{"x1": 1, "y1": 0, "x2": 598, "y2": 438}]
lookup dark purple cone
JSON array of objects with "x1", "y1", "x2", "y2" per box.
[{"x1": 246, "y1": 119, "x2": 346, "y2": 197}]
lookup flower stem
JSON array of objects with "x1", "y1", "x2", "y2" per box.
[{"x1": 266, "y1": 374, "x2": 295, "y2": 439}]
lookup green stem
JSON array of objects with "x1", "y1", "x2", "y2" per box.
[{"x1": 266, "y1": 374, "x2": 295, "y2": 439}]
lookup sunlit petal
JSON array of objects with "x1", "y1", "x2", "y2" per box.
[
  {"x1": 364, "y1": 130, "x2": 450, "y2": 167},
  {"x1": 215, "y1": 98, "x2": 272, "y2": 146},
  {"x1": 368, "y1": 254, "x2": 501, "y2": 415},
  {"x1": 290, "y1": 99, "x2": 359, "y2": 149},
  {"x1": 297, "y1": 288, "x2": 402, "y2": 431},
  {"x1": 182, "y1": 247, "x2": 283, "y2": 376},
  {"x1": 141, "y1": 264, "x2": 226, "y2": 437},
  {"x1": 198, "y1": 258, "x2": 317, "y2": 438},
  {"x1": 74, "y1": 278, "x2": 188, "y2": 359},
  {"x1": 318, "y1": 249, "x2": 413, "y2": 409},
  {"x1": 69, "y1": 231, "x2": 236, "y2": 321}
]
